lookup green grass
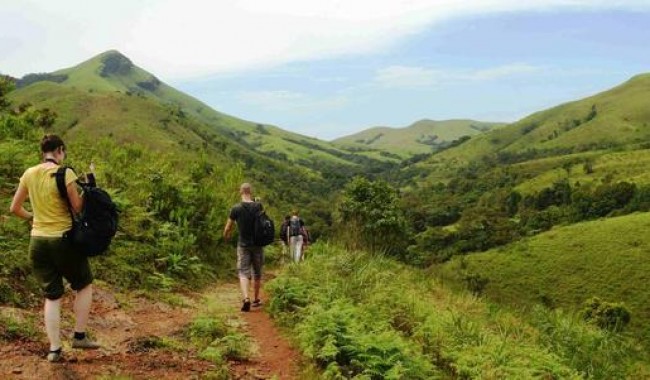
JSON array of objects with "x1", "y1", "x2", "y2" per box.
[
  {"x1": 187, "y1": 286, "x2": 252, "y2": 370},
  {"x1": 514, "y1": 148, "x2": 650, "y2": 194},
  {"x1": 0, "y1": 311, "x2": 41, "y2": 341},
  {"x1": 438, "y1": 211, "x2": 650, "y2": 345},
  {"x1": 267, "y1": 243, "x2": 648, "y2": 378}
]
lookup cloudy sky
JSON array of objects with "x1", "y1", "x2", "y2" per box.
[{"x1": 2, "y1": 1, "x2": 649, "y2": 139}]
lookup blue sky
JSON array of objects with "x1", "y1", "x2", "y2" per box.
[
  {"x1": 2, "y1": 1, "x2": 649, "y2": 140},
  {"x1": 172, "y1": 10, "x2": 650, "y2": 139}
]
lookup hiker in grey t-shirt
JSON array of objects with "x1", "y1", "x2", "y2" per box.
[{"x1": 223, "y1": 183, "x2": 264, "y2": 312}]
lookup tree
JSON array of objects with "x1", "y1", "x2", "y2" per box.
[
  {"x1": 0, "y1": 76, "x2": 15, "y2": 111},
  {"x1": 336, "y1": 177, "x2": 408, "y2": 257}
]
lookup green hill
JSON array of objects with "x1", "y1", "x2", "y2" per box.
[
  {"x1": 7, "y1": 50, "x2": 401, "y2": 232},
  {"x1": 334, "y1": 119, "x2": 503, "y2": 160},
  {"x1": 10, "y1": 50, "x2": 390, "y2": 176},
  {"x1": 438, "y1": 211, "x2": 650, "y2": 343},
  {"x1": 416, "y1": 74, "x2": 650, "y2": 182}
]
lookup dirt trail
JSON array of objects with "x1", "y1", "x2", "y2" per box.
[
  {"x1": 230, "y1": 285, "x2": 300, "y2": 380},
  {"x1": 0, "y1": 282, "x2": 301, "y2": 379}
]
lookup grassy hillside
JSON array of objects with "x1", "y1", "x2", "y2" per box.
[
  {"x1": 438, "y1": 212, "x2": 650, "y2": 343},
  {"x1": 267, "y1": 243, "x2": 648, "y2": 378},
  {"x1": 334, "y1": 119, "x2": 502, "y2": 160},
  {"x1": 415, "y1": 74, "x2": 650, "y2": 182},
  {"x1": 511, "y1": 148, "x2": 650, "y2": 194},
  {"x1": 7, "y1": 50, "x2": 400, "y2": 235},
  {"x1": 10, "y1": 50, "x2": 393, "y2": 179}
]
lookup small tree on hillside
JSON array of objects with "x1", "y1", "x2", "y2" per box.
[
  {"x1": 0, "y1": 76, "x2": 15, "y2": 111},
  {"x1": 336, "y1": 177, "x2": 408, "y2": 257}
]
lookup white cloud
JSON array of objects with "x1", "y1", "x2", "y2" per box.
[
  {"x1": 374, "y1": 63, "x2": 543, "y2": 88},
  {"x1": 1, "y1": 0, "x2": 649, "y2": 79}
]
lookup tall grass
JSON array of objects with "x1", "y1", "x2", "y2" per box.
[{"x1": 267, "y1": 243, "x2": 646, "y2": 379}]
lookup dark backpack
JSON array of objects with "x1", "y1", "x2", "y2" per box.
[
  {"x1": 289, "y1": 217, "x2": 302, "y2": 237},
  {"x1": 247, "y1": 202, "x2": 275, "y2": 247},
  {"x1": 55, "y1": 167, "x2": 118, "y2": 257},
  {"x1": 279, "y1": 220, "x2": 289, "y2": 243}
]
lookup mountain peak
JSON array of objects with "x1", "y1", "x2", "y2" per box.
[
  {"x1": 98, "y1": 49, "x2": 128, "y2": 58},
  {"x1": 96, "y1": 50, "x2": 134, "y2": 77}
]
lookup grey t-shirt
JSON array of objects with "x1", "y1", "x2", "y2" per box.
[{"x1": 229, "y1": 201, "x2": 262, "y2": 247}]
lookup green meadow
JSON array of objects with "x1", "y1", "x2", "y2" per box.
[{"x1": 438, "y1": 212, "x2": 650, "y2": 344}]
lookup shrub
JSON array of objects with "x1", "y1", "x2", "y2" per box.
[{"x1": 581, "y1": 297, "x2": 631, "y2": 332}]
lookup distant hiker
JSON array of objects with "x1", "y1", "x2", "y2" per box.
[
  {"x1": 9, "y1": 134, "x2": 100, "y2": 363},
  {"x1": 223, "y1": 183, "x2": 265, "y2": 311},
  {"x1": 288, "y1": 210, "x2": 306, "y2": 262},
  {"x1": 279, "y1": 215, "x2": 291, "y2": 258}
]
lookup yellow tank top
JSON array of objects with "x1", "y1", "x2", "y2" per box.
[{"x1": 19, "y1": 165, "x2": 78, "y2": 237}]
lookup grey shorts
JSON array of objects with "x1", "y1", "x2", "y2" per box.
[
  {"x1": 29, "y1": 236, "x2": 94, "y2": 300},
  {"x1": 237, "y1": 245, "x2": 263, "y2": 280}
]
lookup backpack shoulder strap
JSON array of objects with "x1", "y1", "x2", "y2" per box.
[
  {"x1": 54, "y1": 167, "x2": 71, "y2": 205},
  {"x1": 53, "y1": 166, "x2": 78, "y2": 216}
]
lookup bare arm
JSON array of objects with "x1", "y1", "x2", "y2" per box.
[
  {"x1": 67, "y1": 181, "x2": 83, "y2": 214},
  {"x1": 223, "y1": 218, "x2": 234, "y2": 241},
  {"x1": 9, "y1": 184, "x2": 32, "y2": 221}
]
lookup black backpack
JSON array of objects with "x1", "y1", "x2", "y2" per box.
[
  {"x1": 289, "y1": 217, "x2": 302, "y2": 237},
  {"x1": 248, "y1": 202, "x2": 275, "y2": 247},
  {"x1": 55, "y1": 167, "x2": 118, "y2": 257}
]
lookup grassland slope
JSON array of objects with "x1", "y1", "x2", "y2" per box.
[
  {"x1": 334, "y1": 119, "x2": 502, "y2": 159},
  {"x1": 439, "y1": 211, "x2": 650, "y2": 343},
  {"x1": 417, "y1": 74, "x2": 650, "y2": 180},
  {"x1": 10, "y1": 50, "x2": 382, "y2": 172}
]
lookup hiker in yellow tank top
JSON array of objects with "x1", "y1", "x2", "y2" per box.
[
  {"x1": 20, "y1": 165, "x2": 77, "y2": 237},
  {"x1": 10, "y1": 134, "x2": 101, "y2": 363}
]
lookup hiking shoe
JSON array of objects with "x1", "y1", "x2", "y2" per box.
[
  {"x1": 47, "y1": 349, "x2": 63, "y2": 363},
  {"x1": 241, "y1": 298, "x2": 251, "y2": 312},
  {"x1": 252, "y1": 299, "x2": 263, "y2": 308},
  {"x1": 72, "y1": 337, "x2": 101, "y2": 349}
]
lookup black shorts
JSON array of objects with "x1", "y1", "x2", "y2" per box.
[{"x1": 29, "y1": 236, "x2": 94, "y2": 300}]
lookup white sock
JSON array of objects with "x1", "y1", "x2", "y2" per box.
[
  {"x1": 73, "y1": 284, "x2": 93, "y2": 334},
  {"x1": 44, "y1": 299, "x2": 62, "y2": 351}
]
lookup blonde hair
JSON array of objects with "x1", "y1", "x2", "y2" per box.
[{"x1": 240, "y1": 183, "x2": 252, "y2": 195}]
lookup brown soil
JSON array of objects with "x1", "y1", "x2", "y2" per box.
[
  {"x1": 0, "y1": 282, "x2": 301, "y2": 379},
  {"x1": 230, "y1": 287, "x2": 300, "y2": 380}
]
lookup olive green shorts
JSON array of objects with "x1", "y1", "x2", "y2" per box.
[{"x1": 29, "y1": 236, "x2": 93, "y2": 300}]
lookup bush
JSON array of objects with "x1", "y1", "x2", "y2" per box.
[{"x1": 582, "y1": 297, "x2": 631, "y2": 332}]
